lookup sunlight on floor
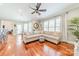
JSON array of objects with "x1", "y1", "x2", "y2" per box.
[{"x1": 16, "y1": 35, "x2": 22, "y2": 46}]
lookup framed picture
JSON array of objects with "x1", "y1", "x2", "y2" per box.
[{"x1": 33, "y1": 23, "x2": 39, "y2": 29}]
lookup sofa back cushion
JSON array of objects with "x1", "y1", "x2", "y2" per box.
[{"x1": 44, "y1": 31, "x2": 61, "y2": 37}]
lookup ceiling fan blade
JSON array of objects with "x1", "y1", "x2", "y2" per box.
[
  {"x1": 31, "y1": 11, "x2": 36, "y2": 14},
  {"x1": 37, "y1": 11, "x2": 41, "y2": 15},
  {"x1": 29, "y1": 7, "x2": 36, "y2": 10},
  {"x1": 36, "y1": 3, "x2": 41, "y2": 10},
  {"x1": 38, "y1": 9, "x2": 46, "y2": 12}
]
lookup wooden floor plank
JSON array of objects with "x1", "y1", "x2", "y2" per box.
[{"x1": 0, "y1": 34, "x2": 74, "y2": 56}]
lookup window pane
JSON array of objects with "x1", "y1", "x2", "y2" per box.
[
  {"x1": 28, "y1": 22, "x2": 32, "y2": 33},
  {"x1": 56, "y1": 17, "x2": 61, "y2": 26},
  {"x1": 44, "y1": 21, "x2": 49, "y2": 31},
  {"x1": 44, "y1": 21, "x2": 49, "y2": 27},
  {"x1": 49, "y1": 19, "x2": 55, "y2": 27},
  {"x1": 16, "y1": 24, "x2": 22, "y2": 34},
  {"x1": 56, "y1": 16, "x2": 61, "y2": 32},
  {"x1": 56, "y1": 27, "x2": 60, "y2": 32},
  {"x1": 24, "y1": 23, "x2": 28, "y2": 32},
  {"x1": 49, "y1": 19, "x2": 55, "y2": 31},
  {"x1": 44, "y1": 28, "x2": 48, "y2": 31},
  {"x1": 49, "y1": 28, "x2": 54, "y2": 31}
]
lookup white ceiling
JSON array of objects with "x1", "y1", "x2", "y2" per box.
[{"x1": 0, "y1": 3, "x2": 77, "y2": 22}]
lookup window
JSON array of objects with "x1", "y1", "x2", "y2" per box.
[
  {"x1": 24, "y1": 22, "x2": 32, "y2": 33},
  {"x1": 56, "y1": 17, "x2": 61, "y2": 32},
  {"x1": 24, "y1": 23, "x2": 28, "y2": 32},
  {"x1": 16, "y1": 24, "x2": 22, "y2": 34},
  {"x1": 44, "y1": 21, "x2": 49, "y2": 31},
  {"x1": 28, "y1": 22, "x2": 32, "y2": 33},
  {"x1": 49, "y1": 19, "x2": 55, "y2": 31},
  {"x1": 43, "y1": 16, "x2": 61, "y2": 32}
]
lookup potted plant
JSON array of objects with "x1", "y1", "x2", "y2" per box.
[
  {"x1": 68, "y1": 17, "x2": 79, "y2": 56},
  {"x1": 69, "y1": 17, "x2": 79, "y2": 42}
]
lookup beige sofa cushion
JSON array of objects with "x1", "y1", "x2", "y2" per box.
[{"x1": 44, "y1": 31, "x2": 61, "y2": 37}]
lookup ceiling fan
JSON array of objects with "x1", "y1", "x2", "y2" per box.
[{"x1": 30, "y1": 3, "x2": 46, "y2": 15}]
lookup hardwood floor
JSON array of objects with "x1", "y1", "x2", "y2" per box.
[
  {"x1": 0, "y1": 34, "x2": 74, "y2": 56},
  {"x1": 0, "y1": 34, "x2": 16, "y2": 56}
]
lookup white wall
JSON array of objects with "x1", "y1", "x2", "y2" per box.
[{"x1": 68, "y1": 8, "x2": 79, "y2": 19}]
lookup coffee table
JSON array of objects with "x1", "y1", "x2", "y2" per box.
[{"x1": 39, "y1": 36, "x2": 45, "y2": 42}]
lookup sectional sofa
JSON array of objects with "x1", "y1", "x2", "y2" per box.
[{"x1": 23, "y1": 32, "x2": 61, "y2": 44}]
